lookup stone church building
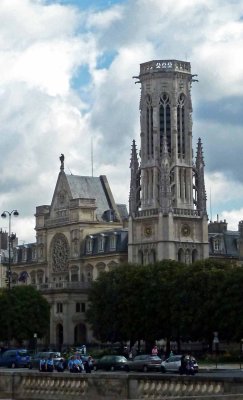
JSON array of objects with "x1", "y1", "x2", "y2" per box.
[
  {"x1": 1, "y1": 59, "x2": 212, "y2": 348},
  {"x1": 8, "y1": 157, "x2": 128, "y2": 348}
]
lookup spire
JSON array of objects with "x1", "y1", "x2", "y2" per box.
[
  {"x1": 129, "y1": 140, "x2": 141, "y2": 215},
  {"x1": 195, "y1": 138, "x2": 207, "y2": 214},
  {"x1": 159, "y1": 135, "x2": 172, "y2": 213}
]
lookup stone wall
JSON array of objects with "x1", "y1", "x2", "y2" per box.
[{"x1": 1, "y1": 371, "x2": 243, "y2": 399}]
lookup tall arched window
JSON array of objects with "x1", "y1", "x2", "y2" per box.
[
  {"x1": 192, "y1": 249, "x2": 198, "y2": 263},
  {"x1": 138, "y1": 250, "x2": 144, "y2": 265},
  {"x1": 178, "y1": 248, "x2": 184, "y2": 263},
  {"x1": 159, "y1": 93, "x2": 171, "y2": 155},
  {"x1": 177, "y1": 93, "x2": 186, "y2": 158},
  {"x1": 146, "y1": 95, "x2": 153, "y2": 158}
]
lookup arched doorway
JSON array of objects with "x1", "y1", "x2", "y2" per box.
[
  {"x1": 178, "y1": 248, "x2": 184, "y2": 263},
  {"x1": 56, "y1": 323, "x2": 63, "y2": 351},
  {"x1": 74, "y1": 323, "x2": 87, "y2": 345},
  {"x1": 192, "y1": 249, "x2": 198, "y2": 263}
]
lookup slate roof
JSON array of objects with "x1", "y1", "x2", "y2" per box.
[
  {"x1": 209, "y1": 230, "x2": 239, "y2": 258},
  {"x1": 66, "y1": 175, "x2": 115, "y2": 221},
  {"x1": 84, "y1": 228, "x2": 128, "y2": 256}
]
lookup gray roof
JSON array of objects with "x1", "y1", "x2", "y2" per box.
[
  {"x1": 116, "y1": 204, "x2": 128, "y2": 221},
  {"x1": 66, "y1": 175, "x2": 113, "y2": 221}
]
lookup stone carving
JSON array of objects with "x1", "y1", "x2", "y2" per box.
[{"x1": 52, "y1": 234, "x2": 69, "y2": 272}]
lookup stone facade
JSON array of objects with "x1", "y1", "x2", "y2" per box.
[
  {"x1": 9, "y1": 158, "x2": 128, "y2": 348},
  {"x1": 129, "y1": 60, "x2": 209, "y2": 264}
]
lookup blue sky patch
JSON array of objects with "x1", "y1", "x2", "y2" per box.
[
  {"x1": 97, "y1": 50, "x2": 117, "y2": 69},
  {"x1": 71, "y1": 64, "x2": 91, "y2": 89},
  {"x1": 44, "y1": 0, "x2": 126, "y2": 11}
]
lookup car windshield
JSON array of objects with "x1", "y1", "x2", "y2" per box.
[
  {"x1": 151, "y1": 356, "x2": 161, "y2": 360},
  {"x1": 18, "y1": 351, "x2": 28, "y2": 357}
]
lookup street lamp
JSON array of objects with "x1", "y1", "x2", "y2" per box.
[{"x1": 1, "y1": 210, "x2": 19, "y2": 290}]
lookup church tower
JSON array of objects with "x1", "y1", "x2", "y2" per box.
[{"x1": 128, "y1": 60, "x2": 209, "y2": 264}]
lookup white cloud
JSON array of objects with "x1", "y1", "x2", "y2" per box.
[
  {"x1": 86, "y1": 4, "x2": 124, "y2": 29},
  {"x1": 0, "y1": 0, "x2": 243, "y2": 243}
]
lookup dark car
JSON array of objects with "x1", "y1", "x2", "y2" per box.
[
  {"x1": 0, "y1": 349, "x2": 31, "y2": 368},
  {"x1": 29, "y1": 351, "x2": 62, "y2": 370},
  {"x1": 93, "y1": 355, "x2": 129, "y2": 371},
  {"x1": 128, "y1": 354, "x2": 162, "y2": 372}
]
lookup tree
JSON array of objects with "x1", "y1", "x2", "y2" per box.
[
  {"x1": 87, "y1": 259, "x2": 243, "y2": 350},
  {"x1": 0, "y1": 286, "x2": 50, "y2": 345}
]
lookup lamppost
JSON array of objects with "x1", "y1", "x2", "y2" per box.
[
  {"x1": 213, "y1": 331, "x2": 219, "y2": 369},
  {"x1": 1, "y1": 210, "x2": 19, "y2": 290}
]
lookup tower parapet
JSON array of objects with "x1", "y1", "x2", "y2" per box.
[{"x1": 139, "y1": 60, "x2": 191, "y2": 77}]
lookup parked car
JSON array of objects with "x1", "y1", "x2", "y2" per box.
[
  {"x1": 128, "y1": 354, "x2": 162, "y2": 372},
  {"x1": 161, "y1": 355, "x2": 199, "y2": 374},
  {"x1": 93, "y1": 355, "x2": 129, "y2": 371},
  {"x1": 0, "y1": 349, "x2": 31, "y2": 368},
  {"x1": 29, "y1": 351, "x2": 62, "y2": 370}
]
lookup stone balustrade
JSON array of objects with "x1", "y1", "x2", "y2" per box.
[{"x1": 1, "y1": 371, "x2": 243, "y2": 400}]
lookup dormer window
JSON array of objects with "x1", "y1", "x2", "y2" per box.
[
  {"x1": 86, "y1": 236, "x2": 93, "y2": 253},
  {"x1": 98, "y1": 235, "x2": 105, "y2": 252},
  {"x1": 213, "y1": 238, "x2": 221, "y2": 251},
  {"x1": 110, "y1": 235, "x2": 117, "y2": 250}
]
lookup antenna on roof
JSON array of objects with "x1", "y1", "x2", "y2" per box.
[
  {"x1": 67, "y1": 164, "x2": 73, "y2": 175},
  {"x1": 91, "y1": 136, "x2": 94, "y2": 177}
]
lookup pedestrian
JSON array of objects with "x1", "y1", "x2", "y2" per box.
[
  {"x1": 56, "y1": 358, "x2": 65, "y2": 372},
  {"x1": 39, "y1": 356, "x2": 47, "y2": 372},
  {"x1": 72, "y1": 354, "x2": 84, "y2": 372},
  {"x1": 68, "y1": 355, "x2": 75, "y2": 372},
  {"x1": 180, "y1": 355, "x2": 187, "y2": 375},
  {"x1": 83, "y1": 356, "x2": 92, "y2": 373},
  {"x1": 152, "y1": 345, "x2": 158, "y2": 356},
  {"x1": 46, "y1": 354, "x2": 54, "y2": 372}
]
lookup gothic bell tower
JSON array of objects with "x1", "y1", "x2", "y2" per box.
[{"x1": 128, "y1": 60, "x2": 209, "y2": 264}]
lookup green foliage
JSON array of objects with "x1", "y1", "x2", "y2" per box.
[
  {"x1": 86, "y1": 259, "x2": 243, "y2": 346},
  {"x1": 0, "y1": 286, "x2": 50, "y2": 344}
]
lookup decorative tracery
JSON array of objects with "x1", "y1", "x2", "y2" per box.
[
  {"x1": 159, "y1": 93, "x2": 171, "y2": 156},
  {"x1": 51, "y1": 234, "x2": 69, "y2": 272}
]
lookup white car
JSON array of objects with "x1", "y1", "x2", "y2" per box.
[{"x1": 161, "y1": 355, "x2": 198, "y2": 374}]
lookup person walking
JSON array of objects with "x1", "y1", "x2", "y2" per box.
[
  {"x1": 152, "y1": 345, "x2": 158, "y2": 356},
  {"x1": 46, "y1": 354, "x2": 54, "y2": 372},
  {"x1": 180, "y1": 355, "x2": 187, "y2": 375},
  {"x1": 39, "y1": 356, "x2": 47, "y2": 372},
  {"x1": 56, "y1": 358, "x2": 65, "y2": 372}
]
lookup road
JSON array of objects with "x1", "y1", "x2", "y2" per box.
[{"x1": 2, "y1": 365, "x2": 243, "y2": 379}]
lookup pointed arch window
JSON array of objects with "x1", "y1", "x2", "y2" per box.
[
  {"x1": 159, "y1": 93, "x2": 171, "y2": 156},
  {"x1": 146, "y1": 95, "x2": 153, "y2": 158},
  {"x1": 177, "y1": 93, "x2": 186, "y2": 158}
]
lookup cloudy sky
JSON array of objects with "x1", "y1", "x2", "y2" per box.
[{"x1": 0, "y1": 0, "x2": 243, "y2": 242}]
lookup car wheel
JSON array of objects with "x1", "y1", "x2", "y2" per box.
[
  {"x1": 11, "y1": 362, "x2": 16, "y2": 369},
  {"x1": 124, "y1": 365, "x2": 130, "y2": 372},
  {"x1": 161, "y1": 366, "x2": 166, "y2": 373},
  {"x1": 143, "y1": 365, "x2": 148, "y2": 372},
  {"x1": 110, "y1": 365, "x2": 115, "y2": 371}
]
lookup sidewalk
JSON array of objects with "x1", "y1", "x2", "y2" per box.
[{"x1": 200, "y1": 362, "x2": 243, "y2": 371}]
